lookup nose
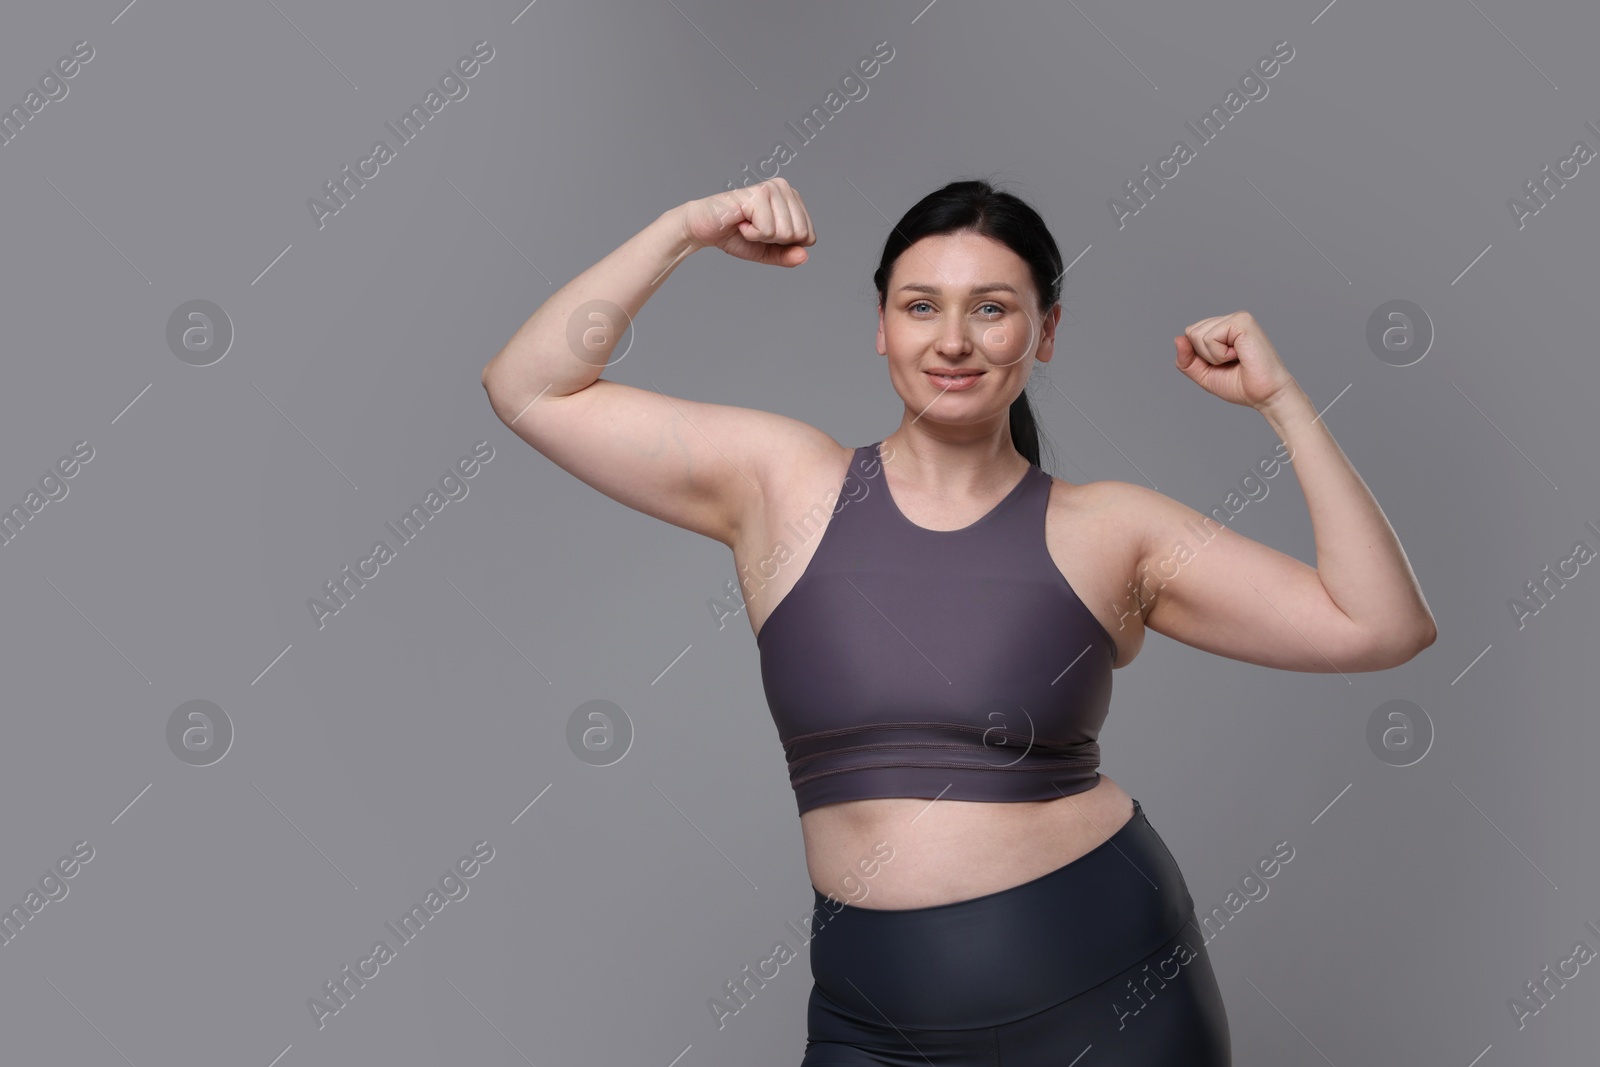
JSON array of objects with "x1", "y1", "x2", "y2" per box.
[{"x1": 937, "y1": 316, "x2": 972, "y2": 355}]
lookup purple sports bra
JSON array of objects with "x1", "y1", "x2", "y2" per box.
[{"x1": 756, "y1": 441, "x2": 1118, "y2": 817}]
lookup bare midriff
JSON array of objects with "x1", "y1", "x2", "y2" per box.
[{"x1": 800, "y1": 772, "x2": 1136, "y2": 911}]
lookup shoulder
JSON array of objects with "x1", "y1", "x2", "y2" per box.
[
  {"x1": 753, "y1": 418, "x2": 853, "y2": 495},
  {"x1": 1040, "y1": 475, "x2": 1144, "y2": 525},
  {"x1": 741, "y1": 418, "x2": 855, "y2": 541},
  {"x1": 1041, "y1": 477, "x2": 1192, "y2": 569},
  {"x1": 1039, "y1": 477, "x2": 1155, "y2": 666}
]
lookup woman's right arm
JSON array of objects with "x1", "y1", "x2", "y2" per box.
[{"x1": 480, "y1": 180, "x2": 824, "y2": 548}]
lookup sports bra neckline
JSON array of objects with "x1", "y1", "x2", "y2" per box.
[
  {"x1": 873, "y1": 439, "x2": 1040, "y2": 535},
  {"x1": 754, "y1": 441, "x2": 1047, "y2": 648}
]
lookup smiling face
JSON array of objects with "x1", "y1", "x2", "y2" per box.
[{"x1": 876, "y1": 230, "x2": 1060, "y2": 430}]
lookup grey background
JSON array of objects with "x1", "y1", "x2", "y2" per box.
[{"x1": 2, "y1": 0, "x2": 1596, "y2": 1063}]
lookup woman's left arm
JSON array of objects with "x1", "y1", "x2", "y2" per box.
[{"x1": 1120, "y1": 311, "x2": 1437, "y2": 674}]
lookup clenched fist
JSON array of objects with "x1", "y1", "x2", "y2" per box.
[
  {"x1": 1175, "y1": 311, "x2": 1298, "y2": 410},
  {"x1": 677, "y1": 177, "x2": 817, "y2": 267}
]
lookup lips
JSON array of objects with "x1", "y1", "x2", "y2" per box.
[{"x1": 925, "y1": 370, "x2": 985, "y2": 391}]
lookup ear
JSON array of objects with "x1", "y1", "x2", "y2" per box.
[
  {"x1": 875, "y1": 303, "x2": 887, "y2": 356},
  {"x1": 1034, "y1": 303, "x2": 1062, "y2": 364}
]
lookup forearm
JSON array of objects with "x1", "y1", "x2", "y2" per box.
[
  {"x1": 481, "y1": 205, "x2": 699, "y2": 406},
  {"x1": 1258, "y1": 382, "x2": 1437, "y2": 646}
]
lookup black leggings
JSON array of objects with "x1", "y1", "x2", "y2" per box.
[{"x1": 800, "y1": 798, "x2": 1231, "y2": 1066}]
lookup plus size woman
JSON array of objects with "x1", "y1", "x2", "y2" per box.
[{"x1": 480, "y1": 177, "x2": 1437, "y2": 1065}]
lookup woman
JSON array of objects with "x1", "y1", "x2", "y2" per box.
[{"x1": 481, "y1": 177, "x2": 1437, "y2": 1065}]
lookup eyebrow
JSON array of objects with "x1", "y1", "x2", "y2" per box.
[{"x1": 896, "y1": 282, "x2": 1022, "y2": 297}]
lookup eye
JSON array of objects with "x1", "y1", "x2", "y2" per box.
[{"x1": 906, "y1": 300, "x2": 1007, "y2": 316}]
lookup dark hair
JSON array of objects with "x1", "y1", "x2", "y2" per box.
[{"x1": 872, "y1": 178, "x2": 1063, "y2": 469}]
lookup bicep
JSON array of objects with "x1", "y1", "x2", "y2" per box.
[
  {"x1": 1118, "y1": 483, "x2": 1380, "y2": 673},
  {"x1": 484, "y1": 376, "x2": 825, "y2": 546}
]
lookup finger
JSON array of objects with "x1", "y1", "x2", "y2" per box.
[
  {"x1": 1176, "y1": 335, "x2": 1207, "y2": 372},
  {"x1": 755, "y1": 235, "x2": 801, "y2": 266},
  {"x1": 763, "y1": 240, "x2": 803, "y2": 267},
  {"x1": 1200, "y1": 341, "x2": 1231, "y2": 365},
  {"x1": 1174, "y1": 343, "x2": 1211, "y2": 385},
  {"x1": 1198, "y1": 321, "x2": 1234, "y2": 364},
  {"x1": 766, "y1": 183, "x2": 797, "y2": 243},
  {"x1": 783, "y1": 184, "x2": 817, "y2": 246},
  {"x1": 1192, "y1": 315, "x2": 1226, "y2": 337},
  {"x1": 1182, "y1": 323, "x2": 1214, "y2": 364},
  {"x1": 717, "y1": 187, "x2": 753, "y2": 229},
  {"x1": 744, "y1": 184, "x2": 776, "y2": 240},
  {"x1": 1216, "y1": 313, "x2": 1251, "y2": 352},
  {"x1": 775, "y1": 183, "x2": 807, "y2": 245},
  {"x1": 1214, "y1": 321, "x2": 1245, "y2": 361}
]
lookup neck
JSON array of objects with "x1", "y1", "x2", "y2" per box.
[{"x1": 881, "y1": 426, "x2": 1028, "y2": 497}]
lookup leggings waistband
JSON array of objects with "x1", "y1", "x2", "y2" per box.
[{"x1": 805, "y1": 797, "x2": 1197, "y2": 1030}]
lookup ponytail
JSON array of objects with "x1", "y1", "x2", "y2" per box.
[{"x1": 1008, "y1": 389, "x2": 1042, "y2": 468}]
